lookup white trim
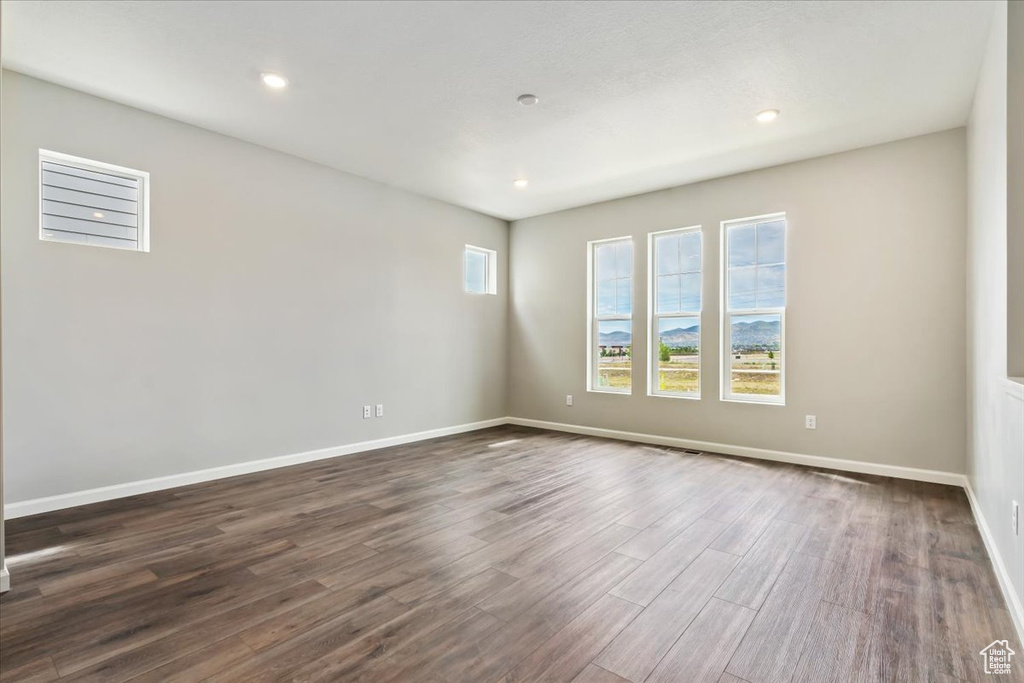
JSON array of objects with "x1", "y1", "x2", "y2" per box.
[
  {"x1": 4, "y1": 417, "x2": 507, "y2": 519},
  {"x1": 6, "y1": 412, "x2": 1018, "y2": 640},
  {"x1": 964, "y1": 480, "x2": 1024, "y2": 646},
  {"x1": 1004, "y1": 377, "x2": 1024, "y2": 401},
  {"x1": 506, "y1": 417, "x2": 966, "y2": 487}
]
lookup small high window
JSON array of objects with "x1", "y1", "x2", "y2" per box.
[
  {"x1": 464, "y1": 245, "x2": 497, "y2": 294},
  {"x1": 40, "y1": 150, "x2": 149, "y2": 252}
]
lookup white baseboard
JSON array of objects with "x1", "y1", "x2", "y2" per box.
[
  {"x1": 507, "y1": 417, "x2": 967, "y2": 487},
  {"x1": 3, "y1": 414, "x2": 969, "y2": 515},
  {"x1": 6, "y1": 415, "x2": 967, "y2": 520},
  {"x1": 4, "y1": 413, "x2": 1017, "y2": 639},
  {"x1": 4, "y1": 417, "x2": 507, "y2": 519},
  {"x1": 964, "y1": 481, "x2": 1024, "y2": 646},
  {"x1": 509, "y1": 417, "x2": 1024, "y2": 642}
]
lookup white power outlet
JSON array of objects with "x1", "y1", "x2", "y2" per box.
[
  {"x1": 362, "y1": 405, "x2": 372, "y2": 419},
  {"x1": 566, "y1": 394, "x2": 574, "y2": 406},
  {"x1": 1013, "y1": 501, "x2": 1020, "y2": 536},
  {"x1": 375, "y1": 404, "x2": 384, "y2": 418},
  {"x1": 805, "y1": 415, "x2": 817, "y2": 430}
]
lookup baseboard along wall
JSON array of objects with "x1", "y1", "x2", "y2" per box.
[
  {"x1": 4, "y1": 414, "x2": 1018, "y2": 643},
  {"x1": 4, "y1": 417, "x2": 507, "y2": 519}
]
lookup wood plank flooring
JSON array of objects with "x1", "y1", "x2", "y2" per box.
[{"x1": 1, "y1": 425, "x2": 1020, "y2": 682}]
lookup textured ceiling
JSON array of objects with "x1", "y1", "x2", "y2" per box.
[{"x1": 2, "y1": 0, "x2": 995, "y2": 220}]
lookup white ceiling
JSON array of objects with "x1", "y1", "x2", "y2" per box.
[{"x1": 2, "y1": 0, "x2": 995, "y2": 221}]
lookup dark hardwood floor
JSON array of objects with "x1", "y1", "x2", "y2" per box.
[{"x1": 1, "y1": 425, "x2": 1020, "y2": 682}]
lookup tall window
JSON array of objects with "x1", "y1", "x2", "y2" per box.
[
  {"x1": 589, "y1": 237, "x2": 633, "y2": 393},
  {"x1": 649, "y1": 227, "x2": 702, "y2": 398},
  {"x1": 722, "y1": 214, "x2": 786, "y2": 403}
]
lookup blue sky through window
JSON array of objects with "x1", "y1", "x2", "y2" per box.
[
  {"x1": 728, "y1": 219, "x2": 785, "y2": 310},
  {"x1": 465, "y1": 248, "x2": 486, "y2": 293}
]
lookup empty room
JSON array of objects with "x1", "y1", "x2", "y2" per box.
[{"x1": 0, "y1": 0, "x2": 1022, "y2": 681}]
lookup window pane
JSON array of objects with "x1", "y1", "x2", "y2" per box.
[
  {"x1": 655, "y1": 234, "x2": 680, "y2": 275},
  {"x1": 658, "y1": 316, "x2": 699, "y2": 394},
  {"x1": 615, "y1": 242, "x2": 633, "y2": 279},
  {"x1": 756, "y1": 264, "x2": 786, "y2": 308},
  {"x1": 728, "y1": 225, "x2": 756, "y2": 267},
  {"x1": 728, "y1": 266, "x2": 757, "y2": 310},
  {"x1": 756, "y1": 220, "x2": 785, "y2": 265},
  {"x1": 597, "y1": 320, "x2": 631, "y2": 391},
  {"x1": 730, "y1": 313, "x2": 782, "y2": 396},
  {"x1": 615, "y1": 278, "x2": 632, "y2": 316},
  {"x1": 679, "y1": 231, "x2": 701, "y2": 272},
  {"x1": 596, "y1": 244, "x2": 616, "y2": 281},
  {"x1": 656, "y1": 274, "x2": 680, "y2": 314},
  {"x1": 679, "y1": 272, "x2": 701, "y2": 312},
  {"x1": 465, "y1": 249, "x2": 486, "y2": 293},
  {"x1": 597, "y1": 280, "x2": 616, "y2": 316}
]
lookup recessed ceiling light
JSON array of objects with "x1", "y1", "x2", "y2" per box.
[
  {"x1": 513, "y1": 178, "x2": 529, "y2": 189},
  {"x1": 92, "y1": 212, "x2": 105, "y2": 219},
  {"x1": 260, "y1": 72, "x2": 288, "y2": 89},
  {"x1": 756, "y1": 109, "x2": 780, "y2": 123},
  {"x1": 517, "y1": 94, "x2": 539, "y2": 106}
]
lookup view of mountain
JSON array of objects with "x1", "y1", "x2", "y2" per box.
[
  {"x1": 658, "y1": 325, "x2": 699, "y2": 346},
  {"x1": 729, "y1": 319, "x2": 780, "y2": 349},
  {"x1": 598, "y1": 319, "x2": 780, "y2": 350}
]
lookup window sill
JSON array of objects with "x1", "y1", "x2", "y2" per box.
[
  {"x1": 1004, "y1": 377, "x2": 1024, "y2": 401},
  {"x1": 720, "y1": 396, "x2": 786, "y2": 407},
  {"x1": 648, "y1": 393, "x2": 701, "y2": 401},
  {"x1": 587, "y1": 388, "x2": 632, "y2": 396}
]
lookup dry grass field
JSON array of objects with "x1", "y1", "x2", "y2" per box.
[{"x1": 599, "y1": 352, "x2": 781, "y2": 396}]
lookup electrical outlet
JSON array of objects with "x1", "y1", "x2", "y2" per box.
[
  {"x1": 375, "y1": 404, "x2": 384, "y2": 418},
  {"x1": 1013, "y1": 501, "x2": 1020, "y2": 536},
  {"x1": 805, "y1": 415, "x2": 817, "y2": 430},
  {"x1": 362, "y1": 405, "x2": 371, "y2": 419},
  {"x1": 566, "y1": 394, "x2": 573, "y2": 406}
]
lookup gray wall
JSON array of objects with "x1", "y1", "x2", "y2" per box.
[
  {"x1": 967, "y1": 0, "x2": 1024, "y2": 625},
  {"x1": 509, "y1": 129, "x2": 967, "y2": 474},
  {"x1": 1, "y1": 24, "x2": 6, "y2": 585},
  {"x1": 1009, "y1": 0, "x2": 1024, "y2": 379},
  {"x1": 1, "y1": 72, "x2": 508, "y2": 504}
]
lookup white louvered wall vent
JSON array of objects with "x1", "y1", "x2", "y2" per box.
[{"x1": 40, "y1": 150, "x2": 149, "y2": 252}]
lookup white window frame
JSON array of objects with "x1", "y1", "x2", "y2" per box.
[
  {"x1": 464, "y1": 244, "x2": 497, "y2": 295},
  {"x1": 39, "y1": 149, "x2": 150, "y2": 252},
  {"x1": 587, "y1": 236, "x2": 633, "y2": 394},
  {"x1": 648, "y1": 225, "x2": 702, "y2": 399},
  {"x1": 720, "y1": 212, "x2": 787, "y2": 405}
]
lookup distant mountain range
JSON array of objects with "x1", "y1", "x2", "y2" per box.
[
  {"x1": 598, "y1": 330, "x2": 632, "y2": 346},
  {"x1": 598, "y1": 319, "x2": 780, "y2": 350},
  {"x1": 728, "y1": 320, "x2": 780, "y2": 349},
  {"x1": 658, "y1": 325, "x2": 699, "y2": 347}
]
